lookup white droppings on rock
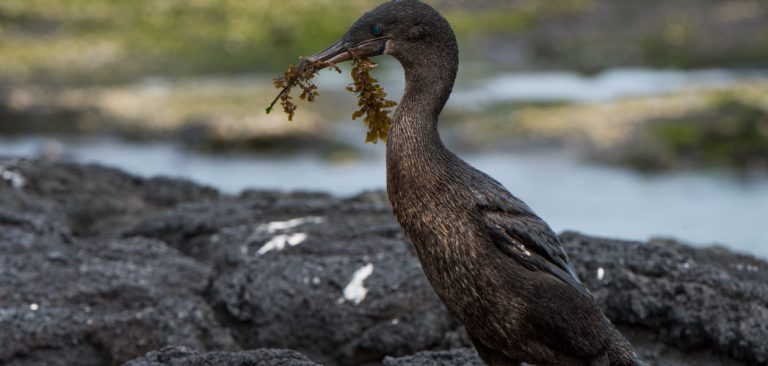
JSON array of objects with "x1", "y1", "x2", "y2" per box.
[
  {"x1": 0, "y1": 166, "x2": 26, "y2": 190},
  {"x1": 596, "y1": 267, "x2": 605, "y2": 280},
  {"x1": 340, "y1": 263, "x2": 374, "y2": 305},
  {"x1": 259, "y1": 216, "x2": 324, "y2": 233},
  {"x1": 287, "y1": 233, "x2": 307, "y2": 245},
  {"x1": 735, "y1": 263, "x2": 759, "y2": 272},
  {"x1": 29, "y1": 303, "x2": 39, "y2": 311},
  {"x1": 256, "y1": 233, "x2": 308, "y2": 255}
]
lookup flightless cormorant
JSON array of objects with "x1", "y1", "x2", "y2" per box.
[{"x1": 305, "y1": 1, "x2": 645, "y2": 364}]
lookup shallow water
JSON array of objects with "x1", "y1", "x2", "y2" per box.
[
  {"x1": 1, "y1": 136, "x2": 766, "y2": 259},
  {"x1": 450, "y1": 68, "x2": 768, "y2": 107}
]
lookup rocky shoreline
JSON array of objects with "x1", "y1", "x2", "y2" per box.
[{"x1": 0, "y1": 158, "x2": 765, "y2": 366}]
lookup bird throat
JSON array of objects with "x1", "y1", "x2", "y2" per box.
[{"x1": 385, "y1": 45, "x2": 460, "y2": 214}]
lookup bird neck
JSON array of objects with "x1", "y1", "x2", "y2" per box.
[
  {"x1": 386, "y1": 43, "x2": 459, "y2": 199},
  {"x1": 388, "y1": 40, "x2": 458, "y2": 150}
]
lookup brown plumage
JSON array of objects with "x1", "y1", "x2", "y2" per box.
[{"x1": 306, "y1": 1, "x2": 646, "y2": 365}]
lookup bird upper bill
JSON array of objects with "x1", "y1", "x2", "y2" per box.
[{"x1": 304, "y1": 38, "x2": 388, "y2": 67}]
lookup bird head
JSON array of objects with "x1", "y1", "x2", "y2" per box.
[{"x1": 304, "y1": 0, "x2": 456, "y2": 69}]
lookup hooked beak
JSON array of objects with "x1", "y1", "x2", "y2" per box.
[{"x1": 303, "y1": 37, "x2": 388, "y2": 67}]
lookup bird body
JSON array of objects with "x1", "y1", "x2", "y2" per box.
[
  {"x1": 387, "y1": 119, "x2": 623, "y2": 365},
  {"x1": 306, "y1": 1, "x2": 644, "y2": 364}
]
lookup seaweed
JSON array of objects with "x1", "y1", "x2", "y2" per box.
[
  {"x1": 267, "y1": 55, "x2": 397, "y2": 143},
  {"x1": 266, "y1": 59, "x2": 340, "y2": 121},
  {"x1": 346, "y1": 57, "x2": 398, "y2": 143}
]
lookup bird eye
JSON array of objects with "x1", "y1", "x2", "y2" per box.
[{"x1": 370, "y1": 25, "x2": 383, "y2": 36}]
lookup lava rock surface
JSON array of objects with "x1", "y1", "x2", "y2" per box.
[
  {"x1": 382, "y1": 348, "x2": 483, "y2": 366},
  {"x1": 123, "y1": 346, "x2": 320, "y2": 366},
  {"x1": 0, "y1": 158, "x2": 765, "y2": 366}
]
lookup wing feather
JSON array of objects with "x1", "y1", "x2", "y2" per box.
[{"x1": 474, "y1": 188, "x2": 591, "y2": 298}]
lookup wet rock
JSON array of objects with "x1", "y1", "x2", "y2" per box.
[{"x1": 123, "y1": 346, "x2": 319, "y2": 366}]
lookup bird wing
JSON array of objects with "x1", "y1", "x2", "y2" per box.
[{"x1": 475, "y1": 189, "x2": 591, "y2": 299}]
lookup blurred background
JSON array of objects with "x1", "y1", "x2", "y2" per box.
[{"x1": 0, "y1": 0, "x2": 766, "y2": 257}]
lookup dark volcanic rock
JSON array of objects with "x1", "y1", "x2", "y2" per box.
[
  {"x1": 1, "y1": 157, "x2": 766, "y2": 366},
  {"x1": 562, "y1": 233, "x2": 768, "y2": 365},
  {"x1": 123, "y1": 183, "x2": 461, "y2": 364},
  {"x1": 210, "y1": 251, "x2": 462, "y2": 365},
  {"x1": 0, "y1": 159, "x2": 235, "y2": 366},
  {"x1": 132, "y1": 189, "x2": 464, "y2": 364},
  {"x1": 123, "y1": 346, "x2": 319, "y2": 366},
  {"x1": 0, "y1": 224, "x2": 237, "y2": 365},
  {"x1": 0, "y1": 158, "x2": 219, "y2": 236},
  {"x1": 382, "y1": 348, "x2": 483, "y2": 366}
]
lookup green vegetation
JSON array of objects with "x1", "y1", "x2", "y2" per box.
[
  {"x1": 0, "y1": 0, "x2": 380, "y2": 83},
  {"x1": 445, "y1": 9, "x2": 538, "y2": 36},
  {"x1": 439, "y1": 83, "x2": 768, "y2": 173},
  {"x1": 3, "y1": 0, "x2": 765, "y2": 83},
  {"x1": 623, "y1": 95, "x2": 768, "y2": 172},
  {"x1": 2, "y1": 0, "x2": 767, "y2": 166},
  {"x1": 0, "y1": 0, "x2": 544, "y2": 84},
  {"x1": 640, "y1": 27, "x2": 768, "y2": 70}
]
